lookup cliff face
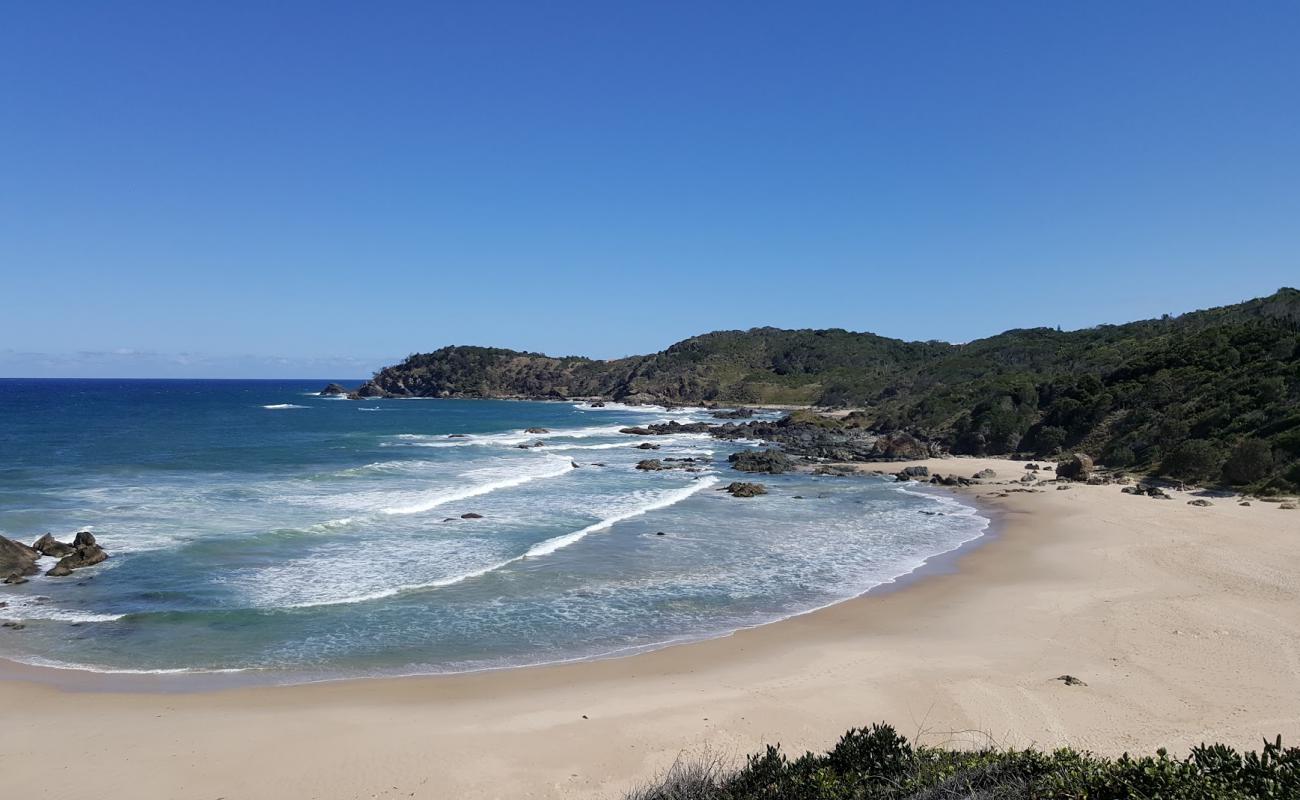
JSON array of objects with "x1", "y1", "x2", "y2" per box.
[{"x1": 364, "y1": 289, "x2": 1300, "y2": 491}]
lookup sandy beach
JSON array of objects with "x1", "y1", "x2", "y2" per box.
[{"x1": 2, "y1": 457, "x2": 1297, "y2": 800}]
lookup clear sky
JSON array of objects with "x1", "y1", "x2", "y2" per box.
[{"x1": 2, "y1": 1, "x2": 1297, "y2": 378}]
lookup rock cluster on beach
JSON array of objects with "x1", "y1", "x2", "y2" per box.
[
  {"x1": 1, "y1": 530, "x2": 109, "y2": 585},
  {"x1": 721, "y1": 482, "x2": 768, "y2": 498}
]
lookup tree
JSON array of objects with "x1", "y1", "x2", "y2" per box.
[{"x1": 1222, "y1": 439, "x2": 1273, "y2": 484}]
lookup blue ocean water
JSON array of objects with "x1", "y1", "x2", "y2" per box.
[{"x1": 0, "y1": 379, "x2": 987, "y2": 680}]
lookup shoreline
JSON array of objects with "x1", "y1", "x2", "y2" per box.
[
  {"x1": 2, "y1": 456, "x2": 1297, "y2": 799},
  {"x1": 0, "y1": 479, "x2": 998, "y2": 693}
]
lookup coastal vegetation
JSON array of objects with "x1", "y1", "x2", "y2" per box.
[
  {"x1": 625, "y1": 723, "x2": 1299, "y2": 800},
  {"x1": 360, "y1": 288, "x2": 1300, "y2": 493}
]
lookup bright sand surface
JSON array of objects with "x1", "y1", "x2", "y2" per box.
[{"x1": 2, "y1": 457, "x2": 1298, "y2": 799}]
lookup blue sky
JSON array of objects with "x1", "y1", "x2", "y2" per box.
[{"x1": 2, "y1": 2, "x2": 1297, "y2": 378}]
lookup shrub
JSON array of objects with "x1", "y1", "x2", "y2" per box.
[
  {"x1": 1223, "y1": 439, "x2": 1274, "y2": 484},
  {"x1": 1161, "y1": 439, "x2": 1225, "y2": 483},
  {"x1": 625, "y1": 725, "x2": 1300, "y2": 800}
]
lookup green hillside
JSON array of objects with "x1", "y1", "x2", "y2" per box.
[{"x1": 366, "y1": 289, "x2": 1300, "y2": 491}]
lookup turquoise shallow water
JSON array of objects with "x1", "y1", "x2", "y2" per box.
[{"x1": 0, "y1": 379, "x2": 987, "y2": 681}]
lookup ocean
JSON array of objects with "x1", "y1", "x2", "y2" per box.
[{"x1": 0, "y1": 379, "x2": 987, "y2": 681}]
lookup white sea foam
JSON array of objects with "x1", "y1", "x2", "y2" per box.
[
  {"x1": 379, "y1": 455, "x2": 575, "y2": 516},
  {"x1": 262, "y1": 404, "x2": 309, "y2": 410},
  {"x1": 526, "y1": 476, "x2": 719, "y2": 558},
  {"x1": 282, "y1": 475, "x2": 720, "y2": 608},
  {"x1": 0, "y1": 597, "x2": 126, "y2": 623}
]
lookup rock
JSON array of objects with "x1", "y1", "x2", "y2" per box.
[
  {"x1": 635, "y1": 459, "x2": 664, "y2": 471},
  {"x1": 1057, "y1": 484, "x2": 1071, "y2": 490},
  {"x1": 2, "y1": 622, "x2": 25, "y2": 630},
  {"x1": 0, "y1": 535, "x2": 40, "y2": 582},
  {"x1": 1055, "y1": 453, "x2": 1094, "y2": 482},
  {"x1": 319, "y1": 383, "x2": 349, "y2": 396},
  {"x1": 516, "y1": 441, "x2": 545, "y2": 449},
  {"x1": 1188, "y1": 499, "x2": 1213, "y2": 507},
  {"x1": 1020, "y1": 473, "x2": 1036, "y2": 484},
  {"x1": 635, "y1": 442, "x2": 661, "y2": 450},
  {"x1": 447, "y1": 434, "x2": 468, "y2": 439},
  {"x1": 460, "y1": 513, "x2": 483, "y2": 519},
  {"x1": 711, "y1": 407, "x2": 756, "y2": 419},
  {"x1": 655, "y1": 531, "x2": 666, "y2": 536},
  {"x1": 1143, "y1": 485, "x2": 1171, "y2": 499},
  {"x1": 1025, "y1": 463, "x2": 1040, "y2": 470},
  {"x1": 1281, "y1": 503, "x2": 1298, "y2": 510},
  {"x1": 590, "y1": 401, "x2": 606, "y2": 408},
  {"x1": 524, "y1": 427, "x2": 550, "y2": 434},
  {"x1": 721, "y1": 482, "x2": 768, "y2": 498},
  {"x1": 49, "y1": 543, "x2": 108, "y2": 575},
  {"x1": 31, "y1": 533, "x2": 75, "y2": 558},
  {"x1": 3, "y1": 574, "x2": 29, "y2": 585},
  {"x1": 1121, "y1": 485, "x2": 1143, "y2": 495},
  {"x1": 900, "y1": 466, "x2": 929, "y2": 478},
  {"x1": 353, "y1": 382, "x2": 387, "y2": 399},
  {"x1": 727, "y1": 449, "x2": 793, "y2": 474},
  {"x1": 1239, "y1": 501, "x2": 1252, "y2": 506},
  {"x1": 973, "y1": 469, "x2": 997, "y2": 479},
  {"x1": 73, "y1": 530, "x2": 97, "y2": 548},
  {"x1": 1056, "y1": 674, "x2": 1087, "y2": 687},
  {"x1": 571, "y1": 461, "x2": 580, "y2": 469},
  {"x1": 620, "y1": 426, "x2": 653, "y2": 435}
]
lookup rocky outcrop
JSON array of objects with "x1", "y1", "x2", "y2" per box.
[
  {"x1": 31, "y1": 533, "x2": 75, "y2": 558},
  {"x1": 712, "y1": 407, "x2": 756, "y2": 419},
  {"x1": 721, "y1": 482, "x2": 768, "y2": 497},
  {"x1": 1, "y1": 535, "x2": 40, "y2": 583},
  {"x1": 712, "y1": 416, "x2": 942, "y2": 462},
  {"x1": 352, "y1": 382, "x2": 389, "y2": 399},
  {"x1": 894, "y1": 466, "x2": 930, "y2": 481},
  {"x1": 524, "y1": 427, "x2": 550, "y2": 434},
  {"x1": 728, "y1": 449, "x2": 793, "y2": 474},
  {"x1": 636, "y1": 459, "x2": 664, "y2": 471},
  {"x1": 45, "y1": 531, "x2": 108, "y2": 577},
  {"x1": 319, "y1": 383, "x2": 349, "y2": 396},
  {"x1": 620, "y1": 421, "x2": 715, "y2": 436},
  {"x1": 1056, "y1": 453, "x2": 1094, "y2": 482},
  {"x1": 973, "y1": 468, "x2": 997, "y2": 479}
]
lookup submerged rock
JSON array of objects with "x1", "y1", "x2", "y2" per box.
[
  {"x1": 524, "y1": 427, "x2": 550, "y2": 434},
  {"x1": 460, "y1": 513, "x2": 484, "y2": 520}
]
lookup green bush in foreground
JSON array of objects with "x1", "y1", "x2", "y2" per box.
[{"x1": 625, "y1": 723, "x2": 1299, "y2": 799}]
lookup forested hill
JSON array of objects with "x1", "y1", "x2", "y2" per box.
[{"x1": 366, "y1": 288, "x2": 1300, "y2": 490}]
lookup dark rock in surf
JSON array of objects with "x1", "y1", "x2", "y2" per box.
[
  {"x1": 727, "y1": 449, "x2": 793, "y2": 474},
  {"x1": 0, "y1": 535, "x2": 40, "y2": 583},
  {"x1": 31, "y1": 533, "x2": 75, "y2": 558},
  {"x1": 460, "y1": 513, "x2": 484, "y2": 519},
  {"x1": 721, "y1": 482, "x2": 768, "y2": 498},
  {"x1": 524, "y1": 427, "x2": 550, "y2": 434},
  {"x1": 712, "y1": 407, "x2": 756, "y2": 420},
  {"x1": 319, "y1": 383, "x2": 349, "y2": 396},
  {"x1": 636, "y1": 459, "x2": 664, "y2": 471}
]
